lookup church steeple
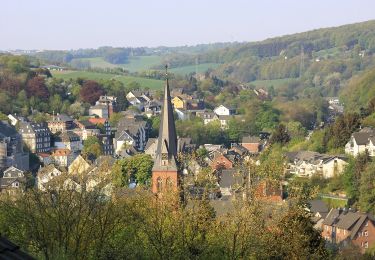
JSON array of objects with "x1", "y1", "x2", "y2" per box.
[
  {"x1": 153, "y1": 65, "x2": 178, "y2": 170},
  {"x1": 152, "y1": 65, "x2": 180, "y2": 193}
]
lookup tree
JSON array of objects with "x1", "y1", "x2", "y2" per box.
[
  {"x1": 82, "y1": 136, "x2": 103, "y2": 159},
  {"x1": 26, "y1": 76, "x2": 50, "y2": 100},
  {"x1": 80, "y1": 80, "x2": 105, "y2": 104},
  {"x1": 359, "y1": 161, "x2": 375, "y2": 214},
  {"x1": 112, "y1": 154, "x2": 153, "y2": 186},
  {"x1": 270, "y1": 123, "x2": 291, "y2": 145}
]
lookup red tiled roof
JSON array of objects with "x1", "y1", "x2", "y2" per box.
[{"x1": 88, "y1": 118, "x2": 107, "y2": 125}]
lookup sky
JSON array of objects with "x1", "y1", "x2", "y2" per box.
[{"x1": 1, "y1": 0, "x2": 375, "y2": 50}]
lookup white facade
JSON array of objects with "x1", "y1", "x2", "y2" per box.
[{"x1": 214, "y1": 105, "x2": 235, "y2": 116}]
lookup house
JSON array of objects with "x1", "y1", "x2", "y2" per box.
[
  {"x1": 144, "y1": 101, "x2": 162, "y2": 116},
  {"x1": 345, "y1": 128, "x2": 375, "y2": 157},
  {"x1": 126, "y1": 90, "x2": 152, "y2": 109},
  {"x1": 145, "y1": 137, "x2": 195, "y2": 158},
  {"x1": 51, "y1": 148, "x2": 77, "y2": 167},
  {"x1": 218, "y1": 169, "x2": 243, "y2": 197},
  {"x1": 322, "y1": 209, "x2": 375, "y2": 253},
  {"x1": 196, "y1": 111, "x2": 219, "y2": 125},
  {"x1": 286, "y1": 151, "x2": 348, "y2": 178},
  {"x1": 214, "y1": 105, "x2": 235, "y2": 116},
  {"x1": 172, "y1": 96, "x2": 185, "y2": 109},
  {"x1": 89, "y1": 104, "x2": 110, "y2": 119},
  {"x1": 308, "y1": 199, "x2": 329, "y2": 230},
  {"x1": 89, "y1": 95, "x2": 118, "y2": 119},
  {"x1": 54, "y1": 131, "x2": 82, "y2": 152},
  {"x1": 73, "y1": 120, "x2": 100, "y2": 140},
  {"x1": 99, "y1": 120, "x2": 114, "y2": 155},
  {"x1": 210, "y1": 153, "x2": 234, "y2": 170},
  {"x1": 114, "y1": 117, "x2": 148, "y2": 153},
  {"x1": 36, "y1": 164, "x2": 62, "y2": 191},
  {"x1": 19, "y1": 121, "x2": 51, "y2": 153},
  {"x1": 68, "y1": 155, "x2": 92, "y2": 175},
  {"x1": 0, "y1": 121, "x2": 29, "y2": 171},
  {"x1": 47, "y1": 114, "x2": 73, "y2": 133},
  {"x1": 241, "y1": 136, "x2": 263, "y2": 154},
  {"x1": 218, "y1": 115, "x2": 233, "y2": 129},
  {"x1": 0, "y1": 166, "x2": 25, "y2": 194},
  {"x1": 254, "y1": 180, "x2": 283, "y2": 203}
]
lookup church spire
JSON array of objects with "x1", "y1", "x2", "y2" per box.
[{"x1": 152, "y1": 65, "x2": 178, "y2": 172}]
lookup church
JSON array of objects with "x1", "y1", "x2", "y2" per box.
[{"x1": 151, "y1": 67, "x2": 181, "y2": 193}]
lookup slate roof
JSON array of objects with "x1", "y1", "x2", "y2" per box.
[
  {"x1": 153, "y1": 76, "x2": 178, "y2": 172},
  {"x1": 352, "y1": 132, "x2": 372, "y2": 145},
  {"x1": 219, "y1": 169, "x2": 243, "y2": 188},
  {"x1": 54, "y1": 131, "x2": 80, "y2": 142},
  {"x1": 309, "y1": 200, "x2": 329, "y2": 214},
  {"x1": 0, "y1": 121, "x2": 18, "y2": 138},
  {"x1": 323, "y1": 208, "x2": 372, "y2": 239},
  {"x1": 0, "y1": 236, "x2": 34, "y2": 259}
]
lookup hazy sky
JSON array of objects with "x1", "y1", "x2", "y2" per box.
[{"x1": 1, "y1": 0, "x2": 375, "y2": 50}]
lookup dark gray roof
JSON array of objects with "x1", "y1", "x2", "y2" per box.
[
  {"x1": 0, "y1": 236, "x2": 34, "y2": 259},
  {"x1": 335, "y1": 212, "x2": 361, "y2": 230},
  {"x1": 219, "y1": 169, "x2": 243, "y2": 188},
  {"x1": 55, "y1": 131, "x2": 80, "y2": 142},
  {"x1": 0, "y1": 121, "x2": 18, "y2": 138},
  {"x1": 322, "y1": 208, "x2": 341, "y2": 226},
  {"x1": 352, "y1": 132, "x2": 372, "y2": 145},
  {"x1": 309, "y1": 200, "x2": 329, "y2": 214}
]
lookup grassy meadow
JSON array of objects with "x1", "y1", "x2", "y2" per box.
[{"x1": 51, "y1": 70, "x2": 164, "y2": 90}]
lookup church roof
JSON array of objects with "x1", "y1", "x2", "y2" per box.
[{"x1": 152, "y1": 70, "x2": 178, "y2": 172}]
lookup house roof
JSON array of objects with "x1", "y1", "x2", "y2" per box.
[
  {"x1": 335, "y1": 212, "x2": 361, "y2": 230},
  {"x1": 88, "y1": 118, "x2": 107, "y2": 125},
  {"x1": 145, "y1": 138, "x2": 157, "y2": 150},
  {"x1": 0, "y1": 236, "x2": 35, "y2": 259},
  {"x1": 37, "y1": 164, "x2": 62, "y2": 178},
  {"x1": 219, "y1": 169, "x2": 243, "y2": 188},
  {"x1": 55, "y1": 131, "x2": 80, "y2": 142},
  {"x1": 352, "y1": 132, "x2": 372, "y2": 145},
  {"x1": 0, "y1": 121, "x2": 18, "y2": 138},
  {"x1": 51, "y1": 149, "x2": 71, "y2": 156},
  {"x1": 49, "y1": 114, "x2": 72, "y2": 122},
  {"x1": 3, "y1": 166, "x2": 24, "y2": 178},
  {"x1": 309, "y1": 200, "x2": 329, "y2": 214}
]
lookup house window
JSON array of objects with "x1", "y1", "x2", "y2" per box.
[
  {"x1": 365, "y1": 221, "x2": 369, "y2": 227},
  {"x1": 365, "y1": 230, "x2": 368, "y2": 237},
  {"x1": 157, "y1": 177, "x2": 163, "y2": 193},
  {"x1": 365, "y1": 242, "x2": 369, "y2": 248}
]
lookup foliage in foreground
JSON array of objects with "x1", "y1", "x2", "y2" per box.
[{"x1": 0, "y1": 176, "x2": 330, "y2": 260}]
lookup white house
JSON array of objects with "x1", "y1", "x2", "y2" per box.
[
  {"x1": 37, "y1": 164, "x2": 62, "y2": 191},
  {"x1": 345, "y1": 128, "x2": 375, "y2": 157},
  {"x1": 214, "y1": 105, "x2": 235, "y2": 116}
]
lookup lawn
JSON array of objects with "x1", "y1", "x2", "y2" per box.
[
  {"x1": 70, "y1": 56, "x2": 163, "y2": 72},
  {"x1": 51, "y1": 70, "x2": 164, "y2": 90},
  {"x1": 169, "y1": 63, "x2": 221, "y2": 75},
  {"x1": 249, "y1": 78, "x2": 297, "y2": 89},
  {"x1": 321, "y1": 195, "x2": 348, "y2": 208}
]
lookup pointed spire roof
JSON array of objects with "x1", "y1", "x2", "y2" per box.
[{"x1": 152, "y1": 65, "x2": 178, "y2": 171}]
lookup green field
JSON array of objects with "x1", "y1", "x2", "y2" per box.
[
  {"x1": 70, "y1": 56, "x2": 163, "y2": 72},
  {"x1": 169, "y1": 63, "x2": 221, "y2": 75},
  {"x1": 52, "y1": 70, "x2": 164, "y2": 89},
  {"x1": 249, "y1": 78, "x2": 297, "y2": 89}
]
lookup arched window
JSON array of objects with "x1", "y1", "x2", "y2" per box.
[
  {"x1": 166, "y1": 177, "x2": 173, "y2": 190},
  {"x1": 157, "y1": 177, "x2": 163, "y2": 193}
]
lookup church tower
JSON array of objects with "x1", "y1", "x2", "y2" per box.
[{"x1": 152, "y1": 66, "x2": 180, "y2": 193}]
